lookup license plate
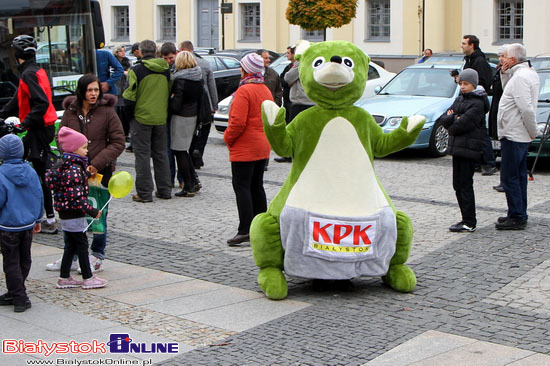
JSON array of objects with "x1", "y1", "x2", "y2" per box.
[{"x1": 492, "y1": 140, "x2": 501, "y2": 150}]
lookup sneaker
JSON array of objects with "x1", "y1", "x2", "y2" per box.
[
  {"x1": 175, "y1": 189, "x2": 195, "y2": 197},
  {"x1": 497, "y1": 216, "x2": 508, "y2": 224},
  {"x1": 449, "y1": 222, "x2": 476, "y2": 232},
  {"x1": 155, "y1": 192, "x2": 172, "y2": 200},
  {"x1": 495, "y1": 218, "x2": 527, "y2": 230},
  {"x1": 493, "y1": 184, "x2": 505, "y2": 192},
  {"x1": 82, "y1": 275, "x2": 108, "y2": 289},
  {"x1": 46, "y1": 258, "x2": 78, "y2": 271},
  {"x1": 132, "y1": 194, "x2": 153, "y2": 203},
  {"x1": 482, "y1": 166, "x2": 498, "y2": 176},
  {"x1": 78, "y1": 255, "x2": 104, "y2": 274},
  {"x1": 56, "y1": 276, "x2": 83, "y2": 289},
  {"x1": 40, "y1": 221, "x2": 58, "y2": 234},
  {"x1": 14, "y1": 300, "x2": 32, "y2": 313},
  {"x1": 0, "y1": 293, "x2": 13, "y2": 305}
]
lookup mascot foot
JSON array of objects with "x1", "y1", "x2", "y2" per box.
[
  {"x1": 258, "y1": 267, "x2": 288, "y2": 300},
  {"x1": 382, "y1": 264, "x2": 416, "y2": 293}
]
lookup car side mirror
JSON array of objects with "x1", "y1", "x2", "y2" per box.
[{"x1": 374, "y1": 85, "x2": 382, "y2": 94}]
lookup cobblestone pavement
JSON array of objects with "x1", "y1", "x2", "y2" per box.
[{"x1": 33, "y1": 129, "x2": 550, "y2": 365}]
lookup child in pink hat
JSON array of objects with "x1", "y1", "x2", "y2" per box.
[{"x1": 46, "y1": 127, "x2": 107, "y2": 289}]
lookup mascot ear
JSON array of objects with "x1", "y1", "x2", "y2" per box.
[{"x1": 294, "y1": 40, "x2": 310, "y2": 61}]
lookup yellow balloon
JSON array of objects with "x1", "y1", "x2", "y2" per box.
[{"x1": 108, "y1": 171, "x2": 134, "y2": 198}]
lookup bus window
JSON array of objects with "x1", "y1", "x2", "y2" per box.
[{"x1": 0, "y1": 0, "x2": 104, "y2": 110}]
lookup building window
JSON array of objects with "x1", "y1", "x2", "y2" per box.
[
  {"x1": 159, "y1": 5, "x2": 176, "y2": 41},
  {"x1": 241, "y1": 3, "x2": 260, "y2": 41},
  {"x1": 301, "y1": 29, "x2": 324, "y2": 42},
  {"x1": 497, "y1": 0, "x2": 523, "y2": 42},
  {"x1": 367, "y1": 0, "x2": 390, "y2": 40},
  {"x1": 113, "y1": 6, "x2": 129, "y2": 41}
]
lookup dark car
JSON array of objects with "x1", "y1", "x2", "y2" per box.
[
  {"x1": 215, "y1": 48, "x2": 280, "y2": 63},
  {"x1": 202, "y1": 55, "x2": 242, "y2": 101}
]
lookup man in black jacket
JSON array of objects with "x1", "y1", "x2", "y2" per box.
[{"x1": 461, "y1": 34, "x2": 497, "y2": 176}]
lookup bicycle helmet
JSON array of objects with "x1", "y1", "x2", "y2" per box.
[{"x1": 12, "y1": 35, "x2": 37, "y2": 60}]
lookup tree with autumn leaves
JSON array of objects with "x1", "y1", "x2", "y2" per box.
[{"x1": 286, "y1": 0, "x2": 358, "y2": 36}]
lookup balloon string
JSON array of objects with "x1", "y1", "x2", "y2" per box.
[{"x1": 82, "y1": 196, "x2": 113, "y2": 233}]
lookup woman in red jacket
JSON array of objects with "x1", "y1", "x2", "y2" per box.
[{"x1": 224, "y1": 53, "x2": 273, "y2": 246}]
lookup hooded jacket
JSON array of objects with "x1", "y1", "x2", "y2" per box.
[
  {"x1": 0, "y1": 159, "x2": 43, "y2": 231},
  {"x1": 170, "y1": 66, "x2": 204, "y2": 117},
  {"x1": 438, "y1": 87, "x2": 490, "y2": 160},
  {"x1": 60, "y1": 94, "x2": 125, "y2": 185},
  {"x1": 123, "y1": 57, "x2": 171, "y2": 125}
]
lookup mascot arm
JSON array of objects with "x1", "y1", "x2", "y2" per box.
[
  {"x1": 373, "y1": 115, "x2": 426, "y2": 157},
  {"x1": 262, "y1": 100, "x2": 293, "y2": 157}
]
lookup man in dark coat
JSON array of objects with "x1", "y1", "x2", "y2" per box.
[
  {"x1": 462, "y1": 34, "x2": 497, "y2": 176},
  {"x1": 258, "y1": 50, "x2": 282, "y2": 106}
]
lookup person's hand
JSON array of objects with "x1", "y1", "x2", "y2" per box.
[
  {"x1": 33, "y1": 222, "x2": 41, "y2": 233},
  {"x1": 447, "y1": 109, "x2": 454, "y2": 115},
  {"x1": 100, "y1": 82, "x2": 109, "y2": 93},
  {"x1": 95, "y1": 211, "x2": 102, "y2": 219},
  {"x1": 87, "y1": 165, "x2": 98, "y2": 176}
]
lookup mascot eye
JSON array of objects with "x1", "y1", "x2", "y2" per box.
[
  {"x1": 342, "y1": 57, "x2": 354, "y2": 69},
  {"x1": 312, "y1": 57, "x2": 325, "y2": 68}
]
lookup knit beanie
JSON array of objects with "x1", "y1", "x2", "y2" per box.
[
  {"x1": 58, "y1": 126, "x2": 88, "y2": 153},
  {"x1": 240, "y1": 53, "x2": 264, "y2": 74},
  {"x1": 0, "y1": 134, "x2": 24, "y2": 161},
  {"x1": 458, "y1": 69, "x2": 478, "y2": 88}
]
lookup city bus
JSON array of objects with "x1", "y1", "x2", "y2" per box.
[{"x1": 0, "y1": 0, "x2": 105, "y2": 111}]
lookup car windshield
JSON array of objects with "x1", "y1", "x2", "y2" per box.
[
  {"x1": 532, "y1": 58, "x2": 550, "y2": 71},
  {"x1": 538, "y1": 72, "x2": 550, "y2": 101},
  {"x1": 379, "y1": 68, "x2": 458, "y2": 98}
]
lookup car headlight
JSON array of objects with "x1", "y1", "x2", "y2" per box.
[
  {"x1": 536, "y1": 122, "x2": 549, "y2": 138},
  {"x1": 386, "y1": 117, "x2": 402, "y2": 127},
  {"x1": 217, "y1": 105, "x2": 229, "y2": 115}
]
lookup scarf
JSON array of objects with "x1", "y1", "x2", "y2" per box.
[{"x1": 239, "y1": 72, "x2": 264, "y2": 87}]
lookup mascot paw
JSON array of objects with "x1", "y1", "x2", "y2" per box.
[
  {"x1": 382, "y1": 264, "x2": 416, "y2": 293},
  {"x1": 258, "y1": 267, "x2": 288, "y2": 300},
  {"x1": 262, "y1": 100, "x2": 282, "y2": 126},
  {"x1": 405, "y1": 115, "x2": 426, "y2": 133}
]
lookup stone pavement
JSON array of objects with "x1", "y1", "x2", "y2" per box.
[{"x1": 1, "y1": 129, "x2": 550, "y2": 365}]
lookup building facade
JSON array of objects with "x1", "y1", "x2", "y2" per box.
[{"x1": 99, "y1": 0, "x2": 549, "y2": 71}]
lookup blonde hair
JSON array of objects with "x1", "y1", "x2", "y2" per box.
[
  {"x1": 175, "y1": 51, "x2": 197, "y2": 70},
  {"x1": 113, "y1": 45, "x2": 125, "y2": 55}
]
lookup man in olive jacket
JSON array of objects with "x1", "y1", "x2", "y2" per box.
[{"x1": 123, "y1": 40, "x2": 172, "y2": 202}]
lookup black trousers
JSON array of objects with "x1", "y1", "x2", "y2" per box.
[
  {"x1": 61, "y1": 231, "x2": 92, "y2": 279},
  {"x1": 29, "y1": 158, "x2": 54, "y2": 218},
  {"x1": 452, "y1": 156, "x2": 477, "y2": 227},
  {"x1": 190, "y1": 122, "x2": 211, "y2": 157},
  {"x1": 174, "y1": 150, "x2": 196, "y2": 192},
  {"x1": 0, "y1": 229, "x2": 33, "y2": 305},
  {"x1": 231, "y1": 160, "x2": 268, "y2": 235}
]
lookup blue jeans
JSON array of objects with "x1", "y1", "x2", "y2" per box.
[
  {"x1": 500, "y1": 138, "x2": 529, "y2": 221},
  {"x1": 481, "y1": 132, "x2": 496, "y2": 167}
]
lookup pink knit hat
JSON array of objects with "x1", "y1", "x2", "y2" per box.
[
  {"x1": 240, "y1": 53, "x2": 264, "y2": 74},
  {"x1": 58, "y1": 126, "x2": 88, "y2": 153}
]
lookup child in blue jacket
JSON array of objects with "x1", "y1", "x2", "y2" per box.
[{"x1": 0, "y1": 134, "x2": 43, "y2": 312}]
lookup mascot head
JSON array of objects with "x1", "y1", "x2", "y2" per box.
[{"x1": 295, "y1": 40, "x2": 370, "y2": 109}]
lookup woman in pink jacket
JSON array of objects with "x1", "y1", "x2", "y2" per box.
[{"x1": 224, "y1": 53, "x2": 273, "y2": 246}]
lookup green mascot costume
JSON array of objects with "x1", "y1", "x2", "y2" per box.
[{"x1": 250, "y1": 40, "x2": 426, "y2": 300}]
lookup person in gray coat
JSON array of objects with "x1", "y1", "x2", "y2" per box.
[{"x1": 180, "y1": 41, "x2": 219, "y2": 170}]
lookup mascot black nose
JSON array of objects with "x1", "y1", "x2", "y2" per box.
[{"x1": 330, "y1": 55, "x2": 342, "y2": 64}]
